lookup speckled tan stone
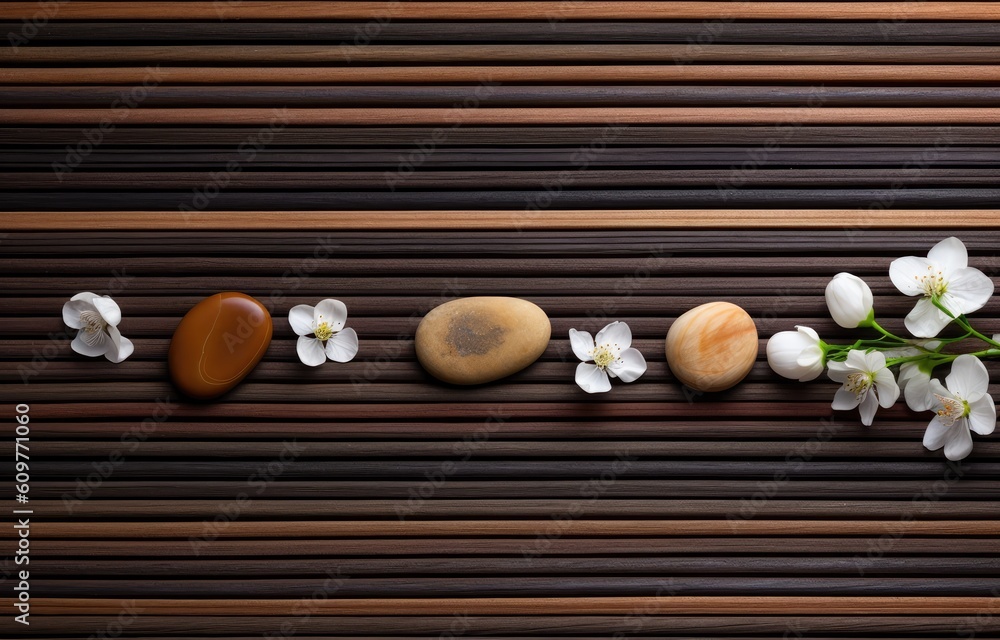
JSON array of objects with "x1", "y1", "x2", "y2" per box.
[
  {"x1": 415, "y1": 297, "x2": 550, "y2": 385},
  {"x1": 665, "y1": 301, "x2": 758, "y2": 393}
]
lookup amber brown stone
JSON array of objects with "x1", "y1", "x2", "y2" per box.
[
  {"x1": 415, "y1": 296, "x2": 550, "y2": 385},
  {"x1": 665, "y1": 301, "x2": 758, "y2": 393},
  {"x1": 168, "y1": 292, "x2": 273, "y2": 399}
]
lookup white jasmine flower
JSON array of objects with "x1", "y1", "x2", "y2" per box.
[
  {"x1": 765, "y1": 325, "x2": 825, "y2": 381},
  {"x1": 62, "y1": 292, "x2": 134, "y2": 363},
  {"x1": 923, "y1": 354, "x2": 996, "y2": 461},
  {"x1": 889, "y1": 236, "x2": 994, "y2": 337},
  {"x1": 288, "y1": 299, "x2": 358, "y2": 366},
  {"x1": 569, "y1": 321, "x2": 646, "y2": 393},
  {"x1": 828, "y1": 350, "x2": 899, "y2": 426},
  {"x1": 825, "y1": 272, "x2": 874, "y2": 328}
]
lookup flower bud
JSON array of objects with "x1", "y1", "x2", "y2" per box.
[
  {"x1": 765, "y1": 325, "x2": 825, "y2": 381},
  {"x1": 825, "y1": 272, "x2": 874, "y2": 328}
]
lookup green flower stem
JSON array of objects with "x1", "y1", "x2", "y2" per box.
[
  {"x1": 885, "y1": 354, "x2": 950, "y2": 367},
  {"x1": 869, "y1": 320, "x2": 908, "y2": 343},
  {"x1": 886, "y1": 347, "x2": 1000, "y2": 369},
  {"x1": 930, "y1": 298, "x2": 1000, "y2": 349},
  {"x1": 928, "y1": 330, "x2": 972, "y2": 345}
]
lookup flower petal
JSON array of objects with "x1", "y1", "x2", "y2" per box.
[
  {"x1": 858, "y1": 391, "x2": 879, "y2": 426},
  {"x1": 922, "y1": 416, "x2": 952, "y2": 451},
  {"x1": 896, "y1": 362, "x2": 920, "y2": 387},
  {"x1": 926, "y1": 236, "x2": 968, "y2": 275},
  {"x1": 904, "y1": 297, "x2": 953, "y2": 338},
  {"x1": 287, "y1": 304, "x2": 316, "y2": 336},
  {"x1": 943, "y1": 422, "x2": 974, "y2": 461},
  {"x1": 296, "y1": 335, "x2": 326, "y2": 367},
  {"x1": 796, "y1": 348, "x2": 822, "y2": 369},
  {"x1": 929, "y1": 378, "x2": 953, "y2": 402},
  {"x1": 945, "y1": 354, "x2": 989, "y2": 403},
  {"x1": 844, "y1": 349, "x2": 871, "y2": 371},
  {"x1": 575, "y1": 362, "x2": 612, "y2": 393},
  {"x1": 607, "y1": 347, "x2": 646, "y2": 383},
  {"x1": 91, "y1": 296, "x2": 122, "y2": 327},
  {"x1": 568, "y1": 329, "x2": 595, "y2": 362},
  {"x1": 70, "y1": 291, "x2": 99, "y2": 304},
  {"x1": 967, "y1": 395, "x2": 996, "y2": 436},
  {"x1": 795, "y1": 325, "x2": 820, "y2": 341},
  {"x1": 826, "y1": 360, "x2": 852, "y2": 383},
  {"x1": 594, "y1": 321, "x2": 631, "y2": 352},
  {"x1": 104, "y1": 325, "x2": 134, "y2": 363},
  {"x1": 325, "y1": 327, "x2": 359, "y2": 363},
  {"x1": 873, "y1": 368, "x2": 899, "y2": 409},
  {"x1": 71, "y1": 329, "x2": 108, "y2": 357},
  {"x1": 62, "y1": 299, "x2": 91, "y2": 329},
  {"x1": 832, "y1": 387, "x2": 861, "y2": 411},
  {"x1": 314, "y1": 299, "x2": 348, "y2": 332},
  {"x1": 889, "y1": 256, "x2": 934, "y2": 297},
  {"x1": 900, "y1": 366, "x2": 934, "y2": 412},
  {"x1": 941, "y1": 266, "x2": 994, "y2": 316},
  {"x1": 862, "y1": 350, "x2": 888, "y2": 373}
]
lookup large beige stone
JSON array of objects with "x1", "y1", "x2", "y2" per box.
[
  {"x1": 415, "y1": 296, "x2": 550, "y2": 385},
  {"x1": 665, "y1": 301, "x2": 758, "y2": 392}
]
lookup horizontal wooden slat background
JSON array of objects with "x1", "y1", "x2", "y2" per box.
[{"x1": 2, "y1": 2, "x2": 1000, "y2": 639}]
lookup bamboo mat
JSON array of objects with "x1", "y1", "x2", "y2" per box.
[{"x1": 3, "y1": 2, "x2": 1000, "y2": 639}]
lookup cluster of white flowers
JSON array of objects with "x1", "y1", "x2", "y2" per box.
[{"x1": 767, "y1": 237, "x2": 997, "y2": 461}]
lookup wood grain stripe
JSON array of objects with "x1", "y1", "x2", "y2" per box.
[
  {"x1": 9, "y1": 521, "x2": 999, "y2": 538},
  {"x1": 6, "y1": 66, "x2": 1000, "y2": 84},
  {"x1": 10, "y1": 21, "x2": 1000, "y2": 44},
  {"x1": 0, "y1": 2, "x2": 998, "y2": 20},
  {"x1": 5, "y1": 107, "x2": 1000, "y2": 125},
  {"x1": 2, "y1": 210, "x2": 998, "y2": 230},
  {"x1": 28, "y1": 537, "x2": 1000, "y2": 556},
  {"x1": 19, "y1": 597, "x2": 1000, "y2": 615},
  {"x1": 7, "y1": 45, "x2": 1000, "y2": 64}
]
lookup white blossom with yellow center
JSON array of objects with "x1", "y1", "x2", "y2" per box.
[
  {"x1": 889, "y1": 236, "x2": 994, "y2": 338},
  {"x1": 923, "y1": 354, "x2": 996, "y2": 461},
  {"x1": 827, "y1": 350, "x2": 899, "y2": 426},
  {"x1": 288, "y1": 299, "x2": 359, "y2": 367},
  {"x1": 568, "y1": 321, "x2": 647, "y2": 394}
]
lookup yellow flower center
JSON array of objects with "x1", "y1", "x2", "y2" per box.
[
  {"x1": 845, "y1": 371, "x2": 873, "y2": 397},
  {"x1": 934, "y1": 393, "x2": 969, "y2": 427},
  {"x1": 915, "y1": 265, "x2": 947, "y2": 298},
  {"x1": 314, "y1": 322, "x2": 335, "y2": 342},
  {"x1": 593, "y1": 345, "x2": 616, "y2": 369},
  {"x1": 79, "y1": 309, "x2": 106, "y2": 334}
]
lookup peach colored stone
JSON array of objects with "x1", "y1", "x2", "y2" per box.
[
  {"x1": 168, "y1": 292, "x2": 272, "y2": 399},
  {"x1": 416, "y1": 296, "x2": 550, "y2": 385},
  {"x1": 665, "y1": 301, "x2": 758, "y2": 392}
]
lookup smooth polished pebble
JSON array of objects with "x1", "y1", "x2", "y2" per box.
[
  {"x1": 168, "y1": 292, "x2": 273, "y2": 400},
  {"x1": 415, "y1": 296, "x2": 550, "y2": 385},
  {"x1": 665, "y1": 301, "x2": 759, "y2": 393}
]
